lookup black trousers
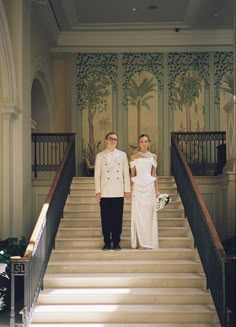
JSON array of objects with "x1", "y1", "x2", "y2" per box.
[{"x1": 100, "y1": 197, "x2": 124, "y2": 246}]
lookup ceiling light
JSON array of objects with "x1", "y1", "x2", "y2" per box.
[{"x1": 147, "y1": 5, "x2": 158, "y2": 11}]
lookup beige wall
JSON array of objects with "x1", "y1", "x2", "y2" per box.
[
  {"x1": 195, "y1": 175, "x2": 234, "y2": 241},
  {"x1": 51, "y1": 55, "x2": 72, "y2": 132}
]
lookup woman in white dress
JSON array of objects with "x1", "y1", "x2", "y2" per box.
[{"x1": 130, "y1": 134, "x2": 160, "y2": 250}]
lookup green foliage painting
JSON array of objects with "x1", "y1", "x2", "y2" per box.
[
  {"x1": 174, "y1": 70, "x2": 203, "y2": 131},
  {"x1": 128, "y1": 73, "x2": 156, "y2": 139},
  {"x1": 221, "y1": 72, "x2": 234, "y2": 95},
  {"x1": 80, "y1": 71, "x2": 111, "y2": 164}
]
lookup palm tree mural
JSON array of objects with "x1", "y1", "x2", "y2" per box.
[
  {"x1": 174, "y1": 70, "x2": 202, "y2": 131},
  {"x1": 221, "y1": 72, "x2": 234, "y2": 95},
  {"x1": 80, "y1": 71, "x2": 111, "y2": 164},
  {"x1": 128, "y1": 73, "x2": 156, "y2": 138}
]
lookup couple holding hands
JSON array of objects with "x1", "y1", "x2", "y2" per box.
[{"x1": 95, "y1": 132, "x2": 160, "y2": 251}]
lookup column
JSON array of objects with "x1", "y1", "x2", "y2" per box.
[{"x1": 0, "y1": 104, "x2": 18, "y2": 238}]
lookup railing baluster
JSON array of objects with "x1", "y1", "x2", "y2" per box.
[
  {"x1": 31, "y1": 133, "x2": 74, "y2": 178},
  {"x1": 173, "y1": 132, "x2": 226, "y2": 175}
]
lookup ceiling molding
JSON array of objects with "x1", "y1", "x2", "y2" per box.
[{"x1": 55, "y1": 29, "x2": 233, "y2": 49}]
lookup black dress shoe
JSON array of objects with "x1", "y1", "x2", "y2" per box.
[
  {"x1": 102, "y1": 244, "x2": 112, "y2": 251},
  {"x1": 113, "y1": 244, "x2": 121, "y2": 251}
]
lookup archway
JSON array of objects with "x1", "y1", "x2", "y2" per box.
[{"x1": 31, "y1": 78, "x2": 50, "y2": 132}]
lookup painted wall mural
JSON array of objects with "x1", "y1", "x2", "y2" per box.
[
  {"x1": 123, "y1": 53, "x2": 163, "y2": 158},
  {"x1": 127, "y1": 71, "x2": 158, "y2": 156},
  {"x1": 76, "y1": 51, "x2": 233, "y2": 175},
  {"x1": 76, "y1": 54, "x2": 117, "y2": 165},
  {"x1": 174, "y1": 70, "x2": 205, "y2": 132},
  {"x1": 168, "y1": 52, "x2": 209, "y2": 132},
  {"x1": 214, "y1": 52, "x2": 234, "y2": 131}
]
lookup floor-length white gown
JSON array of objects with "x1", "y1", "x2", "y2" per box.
[{"x1": 130, "y1": 157, "x2": 159, "y2": 249}]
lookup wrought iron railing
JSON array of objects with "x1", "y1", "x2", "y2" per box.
[
  {"x1": 10, "y1": 133, "x2": 75, "y2": 327},
  {"x1": 171, "y1": 132, "x2": 235, "y2": 327},
  {"x1": 32, "y1": 133, "x2": 74, "y2": 178},
  {"x1": 174, "y1": 131, "x2": 226, "y2": 176}
]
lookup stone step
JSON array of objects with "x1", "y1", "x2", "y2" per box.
[
  {"x1": 43, "y1": 272, "x2": 206, "y2": 289},
  {"x1": 56, "y1": 227, "x2": 190, "y2": 238},
  {"x1": 30, "y1": 176, "x2": 220, "y2": 327},
  {"x1": 63, "y1": 209, "x2": 185, "y2": 219},
  {"x1": 71, "y1": 176, "x2": 176, "y2": 186},
  {"x1": 46, "y1": 259, "x2": 203, "y2": 274},
  {"x1": 69, "y1": 185, "x2": 177, "y2": 194},
  {"x1": 31, "y1": 323, "x2": 221, "y2": 327},
  {"x1": 55, "y1": 237, "x2": 194, "y2": 249},
  {"x1": 59, "y1": 218, "x2": 188, "y2": 228},
  {"x1": 64, "y1": 201, "x2": 182, "y2": 211},
  {"x1": 49, "y1": 248, "x2": 199, "y2": 261},
  {"x1": 66, "y1": 194, "x2": 180, "y2": 204},
  {"x1": 37, "y1": 288, "x2": 212, "y2": 305},
  {"x1": 31, "y1": 304, "x2": 218, "y2": 324},
  {"x1": 69, "y1": 188, "x2": 177, "y2": 196}
]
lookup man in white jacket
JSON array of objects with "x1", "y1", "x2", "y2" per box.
[{"x1": 95, "y1": 132, "x2": 131, "y2": 250}]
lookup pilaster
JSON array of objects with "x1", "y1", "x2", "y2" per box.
[{"x1": 0, "y1": 104, "x2": 19, "y2": 238}]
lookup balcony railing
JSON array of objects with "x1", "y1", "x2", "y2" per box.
[
  {"x1": 32, "y1": 133, "x2": 74, "y2": 178},
  {"x1": 174, "y1": 131, "x2": 226, "y2": 176}
]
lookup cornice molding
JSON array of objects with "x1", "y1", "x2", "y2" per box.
[{"x1": 55, "y1": 29, "x2": 233, "y2": 50}]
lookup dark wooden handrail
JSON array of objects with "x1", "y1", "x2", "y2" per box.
[
  {"x1": 172, "y1": 134, "x2": 226, "y2": 258},
  {"x1": 171, "y1": 132, "x2": 235, "y2": 326},
  {"x1": 10, "y1": 133, "x2": 76, "y2": 326}
]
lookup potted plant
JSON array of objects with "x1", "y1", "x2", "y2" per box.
[{"x1": 0, "y1": 237, "x2": 27, "y2": 311}]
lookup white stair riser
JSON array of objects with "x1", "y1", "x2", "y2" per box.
[
  {"x1": 70, "y1": 189, "x2": 177, "y2": 196},
  {"x1": 68, "y1": 194, "x2": 180, "y2": 203},
  {"x1": 64, "y1": 203, "x2": 183, "y2": 211},
  {"x1": 30, "y1": 323, "x2": 221, "y2": 327},
  {"x1": 63, "y1": 210, "x2": 185, "y2": 219},
  {"x1": 56, "y1": 228, "x2": 190, "y2": 238},
  {"x1": 49, "y1": 249, "x2": 197, "y2": 261},
  {"x1": 46, "y1": 262, "x2": 203, "y2": 274},
  {"x1": 59, "y1": 218, "x2": 188, "y2": 228},
  {"x1": 43, "y1": 276, "x2": 206, "y2": 289},
  {"x1": 37, "y1": 292, "x2": 212, "y2": 305},
  {"x1": 31, "y1": 309, "x2": 218, "y2": 324},
  {"x1": 55, "y1": 238, "x2": 194, "y2": 249}
]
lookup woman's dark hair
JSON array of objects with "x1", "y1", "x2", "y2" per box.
[{"x1": 138, "y1": 134, "x2": 150, "y2": 141}]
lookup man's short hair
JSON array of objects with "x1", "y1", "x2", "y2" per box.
[{"x1": 105, "y1": 132, "x2": 117, "y2": 139}]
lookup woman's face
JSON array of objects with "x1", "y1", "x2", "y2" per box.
[{"x1": 139, "y1": 136, "x2": 149, "y2": 152}]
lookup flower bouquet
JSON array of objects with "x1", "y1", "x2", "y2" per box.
[{"x1": 156, "y1": 193, "x2": 170, "y2": 211}]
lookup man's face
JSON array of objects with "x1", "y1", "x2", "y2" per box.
[{"x1": 106, "y1": 134, "x2": 118, "y2": 149}]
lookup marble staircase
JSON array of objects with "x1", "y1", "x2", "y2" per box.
[{"x1": 30, "y1": 177, "x2": 220, "y2": 327}]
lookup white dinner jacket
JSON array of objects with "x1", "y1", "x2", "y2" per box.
[{"x1": 95, "y1": 148, "x2": 131, "y2": 197}]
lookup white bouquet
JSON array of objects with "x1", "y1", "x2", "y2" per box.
[{"x1": 156, "y1": 193, "x2": 170, "y2": 211}]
